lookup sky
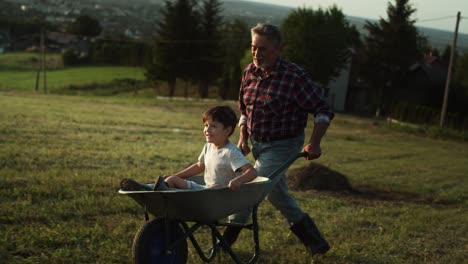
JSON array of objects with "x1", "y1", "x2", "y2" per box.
[{"x1": 250, "y1": 0, "x2": 468, "y2": 34}]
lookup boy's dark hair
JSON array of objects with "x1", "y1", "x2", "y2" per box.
[{"x1": 203, "y1": 106, "x2": 238, "y2": 136}]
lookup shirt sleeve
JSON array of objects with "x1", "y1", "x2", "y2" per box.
[
  {"x1": 229, "y1": 146, "x2": 250, "y2": 172},
  {"x1": 198, "y1": 144, "x2": 208, "y2": 163},
  {"x1": 294, "y1": 74, "x2": 334, "y2": 123},
  {"x1": 238, "y1": 115, "x2": 248, "y2": 126}
]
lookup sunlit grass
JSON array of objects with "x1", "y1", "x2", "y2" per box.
[
  {"x1": 0, "y1": 91, "x2": 467, "y2": 263},
  {"x1": 0, "y1": 52, "x2": 146, "y2": 91}
]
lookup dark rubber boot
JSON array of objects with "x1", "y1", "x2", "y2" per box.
[
  {"x1": 290, "y1": 213, "x2": 330, "y2": 255},
  {"x1": 120, "y1": 178, "x2": 153, "y2": 191},
  {"x1": 222, "y1": 226, "x2": 243, "y2": 246},
  {"x1": 153, "y1": 176, "x2": 170, "y2": 191}
]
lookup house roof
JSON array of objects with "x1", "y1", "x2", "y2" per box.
[
  {"x1": 47, "y1": 31, "x2": 79, "y2": 45},
  {"x1": 407, "y1": 53, "x2": 448, "y2": 84},
  {"x1": 408, "y1": 62, "x2": 447, "y2": 83}
]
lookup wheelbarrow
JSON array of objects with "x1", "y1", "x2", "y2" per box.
[{"x1": 119, "y1": 152, "x2": 307, "y2": 264}]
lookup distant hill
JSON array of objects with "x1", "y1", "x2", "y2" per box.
[
  {"x1": 95, "y1": 0, "x2": 160, "y2": 6},
  {"x1": 222, "y1": 0, "x2": 468, "y2": 53},
  {"x1": 4, "y1": 0, "x2": 466, "y2": 52},
  {"x1": 345, "y1": 15, "x2": 468, "y2": 53}
]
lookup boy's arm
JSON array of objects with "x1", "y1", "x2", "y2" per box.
[
  {"x1": 167, "y1": 162, "x2": 205, "y2": 179},
  {"x1": 228, "y1": 163, "x2": 257, "y2": 191}
]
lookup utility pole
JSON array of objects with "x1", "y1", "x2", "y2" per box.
[
  {"x1": 34, "y1": 27, "x2": 47, "y2": 93},
  {"x1": 34, "y1": 28, "x2": 42, "y2": 92},
  {"x1": 42, "y1": 27, "x2": 47, "y2": 94},
  {"x1": 440, "y1": 12, "x2": 461, "y2": 128}
]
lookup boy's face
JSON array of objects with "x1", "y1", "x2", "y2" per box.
[{"x1": 203, "y1": 117, "x2": 232, "y2": 147}]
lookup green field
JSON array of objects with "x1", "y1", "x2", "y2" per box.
[
  {"x1": 0, "y1": 52, "x2": 146, "y2": 92},
  {"x1": 0, "y1": 90, "x2": 467, "y2": 263},
  {"x1": 1, "y1": 52, "x2": 467, "y2": 263}
]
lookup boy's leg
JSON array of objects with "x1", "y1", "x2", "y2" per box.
[{"x1": 164, "y1": 176, "x2": 189, "y2": 189}]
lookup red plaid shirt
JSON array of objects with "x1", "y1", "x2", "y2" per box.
[{"x1": 239, "y1": 58, "x2": 334, "y2": 139}]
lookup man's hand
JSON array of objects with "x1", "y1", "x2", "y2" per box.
[
  {"x1": 303, "y1": 143, "x2": 321, "y2": 160},
  {"x1": 304, "y1": 122, "x2": 329, "y2": 160},
  {"x1": 237, "y1": 141, "x2": 251, "y2": 156},
  {"x1": 237, "y1": 124, "x2": 251, "y2": 156}
]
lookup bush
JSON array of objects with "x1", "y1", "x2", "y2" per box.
[
  {"x1": 62, "y1": 49, "x2": 81, "y2": 66},
  {"x1": 53, "y1": 78, "x2": 149, "y2": 96},
  {"x1": 89, "y1": 40, "x2": 151, "y2": 66},
  {"x1": 391, "y1": 102, "x2": 467, "y2": 131}
]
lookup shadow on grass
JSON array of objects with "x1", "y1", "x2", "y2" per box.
[
  {"x1": 288, "y1": 163, "x2": 456, "y2": 205},
  {"x1": 51, "y1": 79, "x2": 149, "y2": 96},
  {"x1": 0, "y1": 65, "x2": 36, "y2": 71}
]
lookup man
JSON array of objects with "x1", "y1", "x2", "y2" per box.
[{"x1": 226, "y1": 23, "x2": 334, "y2": 255}]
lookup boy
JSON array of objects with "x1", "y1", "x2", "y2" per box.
[{"x1": 121, "y1": 106, "x2": 257, "y2": 191}]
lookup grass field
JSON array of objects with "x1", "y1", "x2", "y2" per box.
[
  {"x1": 0, "y1": 52, "x2": 146, "y2": 92},
  {"x1": 1, "y1": 89, "x2": 467, "y2": 263},
  {"x1": 1, "y1": 52, "x2": 467, "y2": 263}
]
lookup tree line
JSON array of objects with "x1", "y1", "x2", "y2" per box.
[
  {"x1": 144, "y1": 0, "x2": 249, "y2": 99},
  {"x1": 3, "y1": 0, "x2": 468, "y2": 126},
  {"x1": 143, "y1": 0, "x2": 467, "y2": 122}
]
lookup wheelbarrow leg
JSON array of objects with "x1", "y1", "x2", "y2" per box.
[
  {"x1": 222, "y1": 225, "x2": 242, "y2": 246},
  {"x1": 181, "y1": 222, "x2": 220, "y2": 263},
  {"x1": 250, "y1": 205, "x2": 260, "y2": 264},
  {"x1": 216, "y1": 205, "x2": 260, "y2": 264}
]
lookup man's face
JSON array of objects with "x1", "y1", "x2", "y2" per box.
[{"x1": 251, "y1": 33, "x2": 280, "y2": 70}]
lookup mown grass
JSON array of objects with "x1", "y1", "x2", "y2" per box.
[
  {"x1": 1, "y1": 90, "x2": 467, "y2": 264},
  {"x1": 0, "y1": 52, "x2": 146, "y2": 92}
]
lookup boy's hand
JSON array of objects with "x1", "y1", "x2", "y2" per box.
[{"x1": 228, "y1": 179, "x2": 241, "y2": 191}]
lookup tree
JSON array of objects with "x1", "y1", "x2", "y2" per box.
[
  {"x1": 219, "y1": 19, "x2": 250, "y2": 100},
  {"x1": 281, "y1": 6, "x2": 358, "y2": 86},
  {"x1": 440, "y1": 45, "x2": 455, "y2": 67},
  {"x1": 195, "y1": 0, "x2": 224, "y2": 98},
  {"x1": 452, "y1": 52, "x2": 468, "y2": 114},
  {"x1": 455, "y1": 52, "x2": 468, "y2": 89},
  {"x1": 66, "y1": 15, "x2": 101, "y2": 37},
  {"x1": 146, "y1": 0, "x2": 199, "y2": 97},
  {"x1": 361, "y1": 0, "x2": 428, "y2": 115}
]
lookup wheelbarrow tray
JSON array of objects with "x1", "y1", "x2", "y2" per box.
[{"x1": 119, "y1": 176, "x2": 271, "y2": 223}]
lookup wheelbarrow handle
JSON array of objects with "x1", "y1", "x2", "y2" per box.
[{"x1": 267, "y1": 151, "x2": 308, "y2": 181}]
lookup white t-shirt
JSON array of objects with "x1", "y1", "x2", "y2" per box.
[{"x1": 198, "y1": 142, "x2": 250, "y2": 186}]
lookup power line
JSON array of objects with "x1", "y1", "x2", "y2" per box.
[{"x1": 418, "y1": 15, "x2": 456, "y2": 23}]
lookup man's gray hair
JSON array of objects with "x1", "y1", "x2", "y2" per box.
[{"x1": 251, "y1": 23, "x2": 282, "y2": 47}]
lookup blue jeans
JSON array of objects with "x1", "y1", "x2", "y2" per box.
[{"x1": 229, "y1": 133, "x2": 305, "y2": 225}]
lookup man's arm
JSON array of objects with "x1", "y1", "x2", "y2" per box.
[
  {"x1": 303, "y1": 121, "x2": 329, "y2": 160},
  {"x1": 237, "y1": 117, "x2": 251, "y2": 156},
  {"x1": 294, "y1": 77, "x2": 333, "y2": 160}
]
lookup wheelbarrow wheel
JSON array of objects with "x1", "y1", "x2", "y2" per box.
[{"x1": 132, "y1": 218, "x2": 188, "y2": 264}]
